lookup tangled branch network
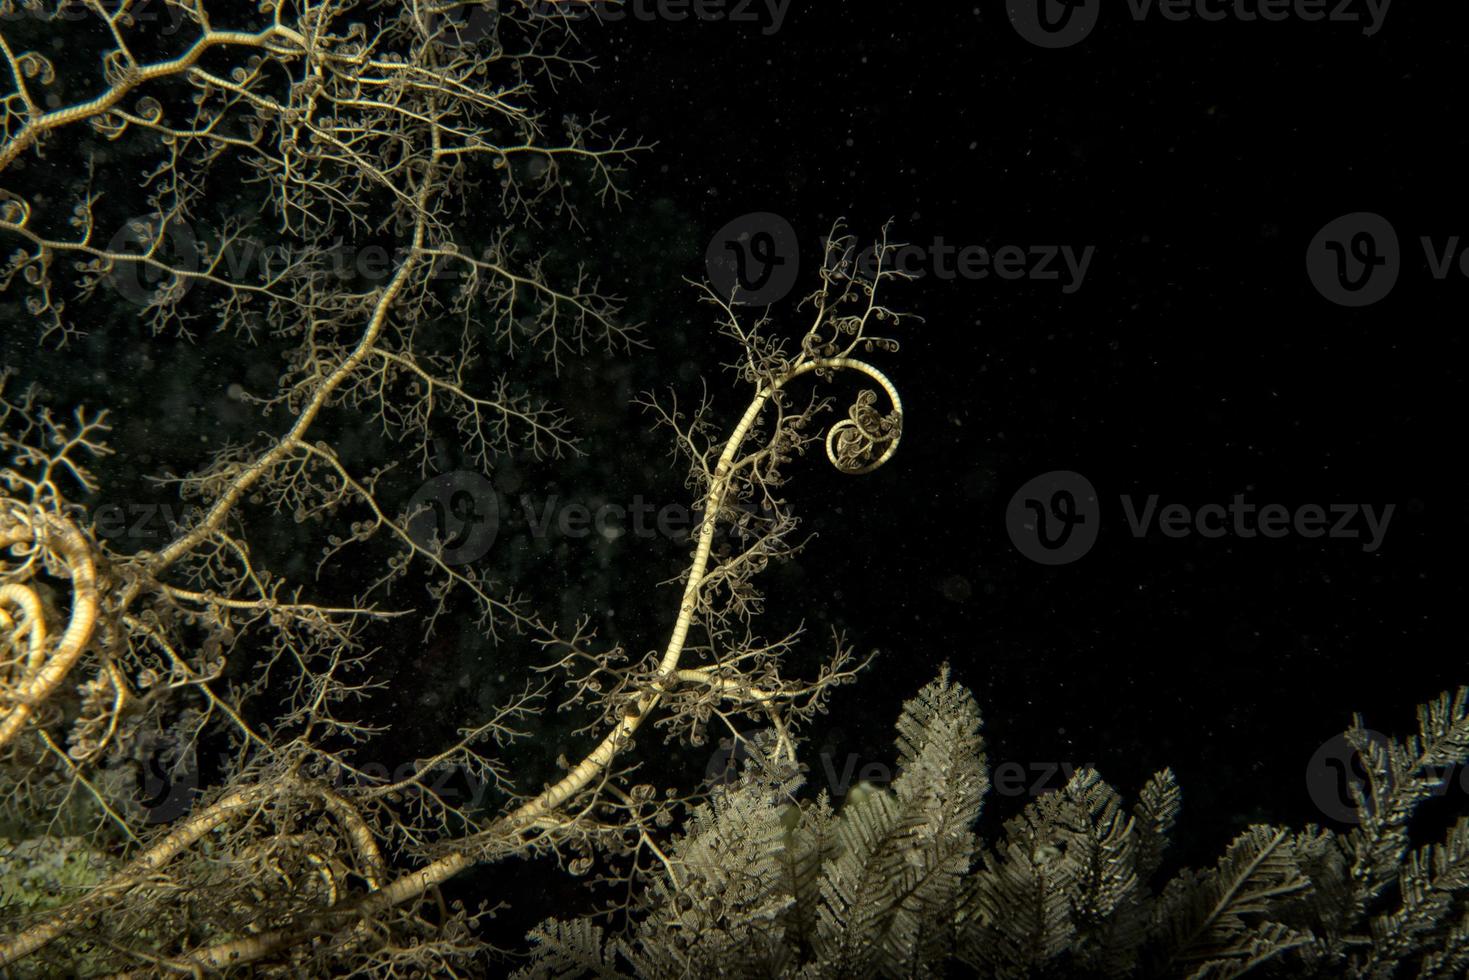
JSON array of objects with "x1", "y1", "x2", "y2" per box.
[{"x1": 0, "y1": 1, "x2": 914, "y2": 973}]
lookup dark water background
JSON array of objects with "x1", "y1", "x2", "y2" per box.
[{"x1": 1, "y1": 0, "x2": 1462, "y2": 957}]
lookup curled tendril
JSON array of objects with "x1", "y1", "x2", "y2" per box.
[
  {"x1": 17, "y1": 53, "x2": 54, "y2": 86},
  {"x1": 0, "y1": 198, "x2": 29, "y2": 225},
  {"x1": 90, "y1": 113, "x2": 129, "y2": 141},
  {"x1": 812, "y1": 359, "x2": 904, "y2": 476},
  {"x1": 135, "y1": 96, "x2": 163, "y2": 124},
  {"x1": 826, "y1": 396, "x2": 902, "y2": 475},
  {"x1": 102, "y1": 51, "x2": 141, "y2": 89}
]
